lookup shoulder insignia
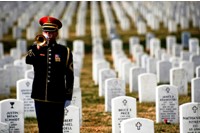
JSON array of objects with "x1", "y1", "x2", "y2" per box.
[{"x1": 28, "y1": 50, "x2": 35, "y2": 57}]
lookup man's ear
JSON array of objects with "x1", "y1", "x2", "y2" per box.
[{"x1": 55, "y1": 31, "x2": 58, "y2": 37}]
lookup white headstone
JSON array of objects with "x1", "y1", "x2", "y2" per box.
[
  {"x1": 0, "y1": 68, "x2": 9, "y2": 96},
  {"x1": 146, "y1": 57, "x2": 157, "y2": 74},
  {"x1": 121, "y1": 61, "x2": 135, "y2": 84},
  {"x1": 16, "y1": 79, "x2": 35, "y2": 117},
  {"x1": 73, "y1": 40, "x2": 84, "y2": 58},
  {"x1": 4, "y1": 64, "x2": 24, "y2": 87},
  {"x1": 129, "y1": 36, "x2": 139, "y2": 55},
  {"x1": 156, "y1": 85, "x2": 179, "y2": 123},
  {"x1": 172, "y1": 44, "x2": 182, "y2": 57},
  {"x1": 112, "y1": 96, "x2": 137, "y2": 133},
  {"x1": 166, "y1": 35, "x2": 176, "y2": 55},
  {"x1": 191, "y1": 78, "x2": 200, "y2": 102},
  {"x1": 94, "y1": 60, "x2": 110, "y2": 85},
  {"x1": 12, "y1": 26, "x2": 22, "y2": 39},
  {"x1": 24, "y1": 69, "x2": 34, "y2": 79},
  {"x1": 121, "y1": 118, "x2": 154, "y2": 133},
  {"x1": 180, "y1": 102, "x2": 200, "y2": 133},
  {"x1": 0, "y1": 43, "x2": 4, "y2": 59},
  {"x1": 161, "y1": 53, "x2": 171, "y2": 61},
  {"x1": 168, "y1": 20, "x2": 177, "y2": 33},
  {"x1": 135, "y1": 53, "x2": 144, "y2": 67},
  {"x1": 63, "y1": 105, "x2": 80, "y2": 133},
  {"x1": 170, "y1": 57, "x2": 181, "y2": 68},
  {"x1": 118, "y1": 58, "x2": 130, "y2": 77},
  {"x1": 180, "y1": 61, "x2": 194, "y2": 82},
  {"x1": 180, "y1": 16, "x2": 189, "y2": 29},
  {"x1": 59, "y1": 25, "x2": 69, "y2": 40},
  {"x1": 10, "y1": 48, "x2": 21, "y2": 60},
  {"x1": 196, "y1": 66, "x2": 200, "y2": 77},
  {"x1": 2, "y1": 55, "x2": 14, "y2": 64},
  {"x1": 99, "y1": 68, "x2": 116, "y2": 97},
  {"x1": 190, "y1": 55, "x2": 200, "y2": 70},
  {"x1": 111, "y1": 39, "x2": 123, "y2": 57},
  {"x1": 132, "y1": 44, "x2": 144, "y2": 60},
  {"x1": 157, "y1": 61, "x2": 172, "y2": 83},
  {"x1": 70, "y1": 88, "x2": 82, "y2": 126},
  {"x1": 113, "y1": 53, "x2": 126, "y2": 71},
  {"x1": 150, "y1": 38, "x2": 160, "y2": 57},
  {"x1": 141, "y1": 54, "x2": 149, "y2": 69},
  {"x1": 0, "y1": 99, "x2": 24, "y2": 133},
  {"x1": 145, "y1": 32, "x2": 155, "y2": 51},
  {"x1": 189, "y1": 38, "x2": 199, "y2": 55},
  {"x1": 170, "y1": 68, "x2": 188, "y2": 95},
  {"x1": 155, "y1": 49, "x2": 166, "y2": 60},
  {"x1": 16, "y1": 39, "x2": 27, "y2": 55},
  {"x1": 105, "y1": 78, "x2": 125, "y2": 112},
  {"x1": 129, "y1": 67, "x2": 146, "y2": 92},
  {"x1": 180, "y1": 51, "x2": 192, "y2": 61},
  {"x1": 138, "y1": 73, "x2": 157, "y2": 103},
  {"x1": 137, "y1": 21, "x2": 146, "y2": 35}
]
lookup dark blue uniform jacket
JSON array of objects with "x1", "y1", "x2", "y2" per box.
[{"x1": 26, "y1": 42, "x2": 74, "y2": 102}]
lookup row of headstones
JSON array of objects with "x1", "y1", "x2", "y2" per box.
[
  {"x1": 0, "y1": 98, "x2": 81, "y2": 133},
  {"x1": 0, "y1": 95, "x2": 199, "y2": 133},
  {"x1": 111, "y1": 2, "x2": 130, "y2": 31},
  {"x1": 93, "y1": 42, "x2": 199, "y2": 95},
  {"x1": 13, "y1": 2, "x2": 54, "y2": 39},
  {"x1": 15, "y1": 1, "x2": 87, "y2": 40},
  {"x1": 110, "y1": 1, "x2": 200, "y2": 37},
  {"x1": 121, "y1": 1, "x2": 200, "y2": 33},
  {"x1": 0, "y1": 2, "x2": 35, "y2": 40},
  {"x1": 0, "y1": 39, "x2": 30, "y2": 96},
  {"x1": 100, "y1": 1, "x2": 117, "y2": 39},
  {"x1": 91, "y1": 55, "x2": 200, "y2": 132},
  {"x1": 0, "y1": 39, "x2": 27, "y2": 59},
  {"x1": 99, "y1": 1, "x2": 200, "y2": 38},
  {"x1": 59, "y1": 1, "x2": 78, "y2": 40},
  {"x1": 132, "y1": 32, "x2": 194, "y2": 56},
  {"x1": 0, "y1": 58, "x2": 32, "y2": 96},
  {"x1": 92, "y1": 36, "x2": 200, "y2": 132},
  {"x1": 111, "y1": 95, "x2": 200, "y2": 133},
  {"x1": 98, "y1": 68, "x2": 200, "y2": 110},
  {"x1": 113, "y1": 35, "x2": 199, "y2": 73},
  {"x1": 92, "y1": 34, "x2": 200, "y2": 95},
  {"x1": 90, "y1": 1, "x2": 101, "y2": 38},
  {"x1": 76, "y1": 1, "x2": 87, "y2": 37},
  {"x1": 0, "y1": 2, "x2": 83, "y2": 40},
  {"x1": 1, "y1": 1, "x2": 71, "y2": 40},
  {"x1": 2, "y1": 1, "x2": 200, "y2": 41}
]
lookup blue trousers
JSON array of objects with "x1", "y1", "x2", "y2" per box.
[{"x1": 34, "y1": 100, "x2": 65, "y2": 133}]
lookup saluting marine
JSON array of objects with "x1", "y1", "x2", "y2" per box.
[{"x1": 26, "y1": 16, "x2": 74, "y2": 133}]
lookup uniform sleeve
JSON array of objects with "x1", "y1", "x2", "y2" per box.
[
  {"x1": 25, "y1": 45, "x2": 38, "y2": 65},
  {"x1": 65, "y1": 48, "x2": 74, "y2": 100}
]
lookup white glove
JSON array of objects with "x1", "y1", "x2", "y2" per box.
[{"x1": 64, "y1": 100, "x2": 71, "y2": 107}]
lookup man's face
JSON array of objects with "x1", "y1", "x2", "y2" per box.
[{"x1": 42, "y1": 31, "x2": 58, "y2": 42}]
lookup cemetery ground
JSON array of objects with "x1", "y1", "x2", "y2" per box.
[{"x1": 0, "y1": 51, "x2": 191, "y2": 133}]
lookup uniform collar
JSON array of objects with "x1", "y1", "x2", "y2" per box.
[{"x1": 48, "y1": 40, "x2": 57, "y2": 47}]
